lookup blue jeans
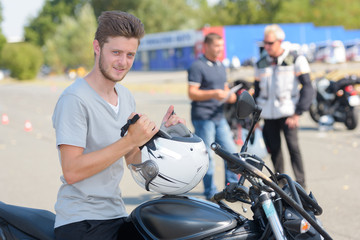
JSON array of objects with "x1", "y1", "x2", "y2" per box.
[{"x1": 192, "y1": 118, "x2": 239, "y2": 199}]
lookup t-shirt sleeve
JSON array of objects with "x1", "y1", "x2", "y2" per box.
[
  {"x1": 187, "y1": 62, "x2": 202, "y2": 85},
  {"x1": 294, "y1": 55, "x2": 311, "y2": 75},
  {"x1": 52, "y1": 94, "x2": 88, "y2": 149}
]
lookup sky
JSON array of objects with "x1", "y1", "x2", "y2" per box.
[{"x1": 1, "y1": 0, "x2": 45, "y2": 42}]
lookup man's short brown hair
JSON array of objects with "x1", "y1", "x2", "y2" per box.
[
  {"x1": 204, "y1": 33, "x2": 222, "y2": 45},
  {"x1": 95, "y1": 11, "x2": 145, "y2": 48}
]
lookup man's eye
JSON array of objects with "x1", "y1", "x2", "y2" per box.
[{"x1": 113, "y1": 51, "x2": 120, "y2": 55}]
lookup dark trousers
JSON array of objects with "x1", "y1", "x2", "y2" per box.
[
  {"x1": 262, "y1": 118, "x2": 306, "y2": 187},
  {"x1": 54, "y1": 217, "x2": 144, "y2": 240}
]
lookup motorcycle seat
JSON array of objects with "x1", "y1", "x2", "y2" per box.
[{"x1": 0, "y1": 201, "x2": 55, "y2": 240}]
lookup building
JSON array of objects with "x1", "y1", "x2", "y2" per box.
[{"x1": 133, "y1": 23, "x2": 360, "y2": 71}]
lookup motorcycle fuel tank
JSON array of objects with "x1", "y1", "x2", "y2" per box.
[{"x1": 130, "y1": 195, "x2": 238, "y2": 239}]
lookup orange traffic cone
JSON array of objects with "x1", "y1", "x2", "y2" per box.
[
  {"x1": 24, "y1": 120, "x2": 33, "y2": 132},
  {"x1": 1, "y1": 114, "x2": 9, "y2": 125}
]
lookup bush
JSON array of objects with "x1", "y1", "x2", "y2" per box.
[{"x1": 0, "y1": 42, "x2": 44, "y2": 80}]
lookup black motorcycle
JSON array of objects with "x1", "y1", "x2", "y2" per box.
[
  {"x1": 0, "y1": 91, "x2": 332, "y2": 240},
  {"x1": 309, "y1": 75, "x2": 360, "y2": 130}
]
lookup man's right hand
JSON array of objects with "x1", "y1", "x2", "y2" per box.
[
  {"x1": 213, "y1": 89, "x2": 228, "y2": 101},
  {"x1": 126, "y1": 113, "x2": 158, "y2": 147}
]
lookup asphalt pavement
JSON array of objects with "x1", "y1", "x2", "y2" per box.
[{"x1": 1, "y1": 66, "x2": 360, "y2": 239}]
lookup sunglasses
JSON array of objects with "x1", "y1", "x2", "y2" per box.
[{"x1": 263, "y1": 40, "x2": 277, "y2": 45}]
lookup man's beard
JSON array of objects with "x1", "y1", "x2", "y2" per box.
[{"x1": 99, "y1": 53, "x2": 126, "y2": 83}]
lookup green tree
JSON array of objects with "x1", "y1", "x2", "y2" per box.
[
  {"x1": 0, "y1": 2, "x2": 7, "y2": 53},
  {"x1": 22, "y1": 0, "x2": 360, "y2": 53},
  {"x1": 90, "y1": 0, "x2": 204, "y2": 33},
  {"x1": 90, "y1": 0, "x2": 141, "y2": 17},
  {"x1": 129, "y1": 0, "x2": 202, "y2": 33},
  {"x1": 24, "y1": 0, "x2": 88, "y2": 46},
  {"x1": 307, "y1": 0, "x2": 360, "y2": 29},
  {"x1": 207, "y1": 0, "x2": 360, "y2": 30},
  {"x1": 44, "y1": 3, "x2": 97, "y2": 73},
  {"x1": 0, "y1": 31, "x2": 6, "y2": 56},
  {"x1": 206, "y1": 0, "x2": 283, "y2": 26},
  {"x1": 0, "y1": 42, "x2": 43, "y2": 80}
]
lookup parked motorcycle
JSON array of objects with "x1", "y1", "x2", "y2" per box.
[
  {"x1": 309, "y1": 75, "x2": 360, "y2": 130},
  {"x1": 0, "y1": 91, "x2": 332, "y2": 240}
]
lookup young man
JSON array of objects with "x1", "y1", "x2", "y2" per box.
[
  {"x1": 52, "y1": 11, "x2": 184, "y2": 240},
  {"x1": 187, "y1": 33, "x2": 239, "y2": 200},
  {"x1": 253, "y1": 24, "x2": 314, "y2": 188}
]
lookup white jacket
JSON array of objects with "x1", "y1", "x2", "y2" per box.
[{"x1": 255, "y1": 48, "x2": 310, "y2": 119}]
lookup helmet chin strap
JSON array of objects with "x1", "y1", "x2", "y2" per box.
[
  {"x1": 132, "y1": 160, "x2": 159, "y2": 191},
  {"x1": 120, "y1": 114, "x2": 140, "y2": 137}
]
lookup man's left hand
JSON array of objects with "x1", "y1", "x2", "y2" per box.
[{"x1": 162, "y1": 105, "x2": 186, "y2": 127}]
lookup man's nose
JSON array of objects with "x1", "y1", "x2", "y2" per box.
[{"x1": 117, "y1": 54, "x2": 127, "y2": 65}]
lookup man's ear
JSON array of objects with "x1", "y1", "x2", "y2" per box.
[{"x1": 93, "y1": 39, "x2": 100, "y2": 56}]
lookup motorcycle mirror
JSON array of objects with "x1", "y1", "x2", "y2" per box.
[
  {"x1": 237, "y1": 91, "x2": 262, "y2": 154},
  {"x1": 236, "y1": 91, "x2": 256, "y2": 119}
]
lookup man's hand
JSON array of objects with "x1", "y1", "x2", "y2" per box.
[
  {"x1": 188, "y1": 84, "x2": 235, "y2": 103},
  {"x1": 214, "y1": 87, "x2": 236, "y2": 104},
  {"x1": 127, "y1": 113, "x2": 158, "y2": 147},
  {"x1": 285, "y1": 114, "x2": 300, "y2": 129},
  {"x1": 162, "y1": 105, "x2": 186, "y2": 127},
  {"x1": 213, "y1": 89, "x2": 228, "y2": 101}
]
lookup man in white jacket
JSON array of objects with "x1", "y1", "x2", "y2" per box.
[{"x1": 253, "y1": 24, "x2": 314, "y2": 189}]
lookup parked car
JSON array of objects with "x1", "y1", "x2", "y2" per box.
[{"x1": 345, "y1": 40, "x2": 360, "y2": 62}]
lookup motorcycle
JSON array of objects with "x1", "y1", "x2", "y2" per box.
[
  {"x1": 0, "y1": 91, "x2": 333, "y2": 240},
  {"x1": 309, "y1": 75, "x2": 360, "y2": 130}
]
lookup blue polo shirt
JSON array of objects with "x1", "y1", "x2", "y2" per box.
[{"x1": 188, "y1": 55, "x2": 227, "y2": 121}]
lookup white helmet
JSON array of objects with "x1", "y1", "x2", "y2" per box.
[{"x1": 129, "y1": 123, "x2": 209, "y2": 195}]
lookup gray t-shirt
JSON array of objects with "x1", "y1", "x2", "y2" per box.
[{"x1": 52, "y1": 78, "x2": 136, "y2": 228}]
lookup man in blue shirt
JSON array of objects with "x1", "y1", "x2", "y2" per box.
[{"x1": 188, "y1": 33, "x2": 239, "y2": 200}]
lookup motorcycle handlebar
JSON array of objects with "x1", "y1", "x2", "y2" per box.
[
  {"x1": 211, "y1": 142, "x2": 263, "y2": 177},
  {"x1": 211, "y1": 142, "x2": 333, "y2": 240},
  {"x1": 212, "y1": 191, "x2": 225, "y2": 202},
  {"x1": 211, "y1": 183, "x2": 251, "y2": 204}
]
